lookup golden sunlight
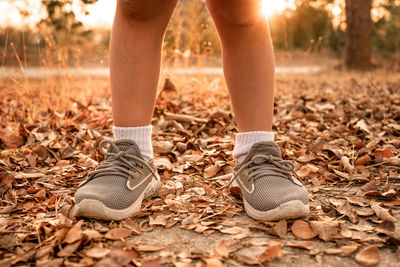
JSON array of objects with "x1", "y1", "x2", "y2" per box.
[{"x1": 260, "y1": 0, "x2": 296, "y2": 17}]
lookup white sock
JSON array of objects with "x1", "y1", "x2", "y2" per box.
[
  {"x1": 233, "y1": 131, "x2": 275, "y2": 164},
  {"x1": 112, "y1": 125, "x2": 153, "y2": 161}
]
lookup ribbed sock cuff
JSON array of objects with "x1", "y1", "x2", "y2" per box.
[
  {"x1": 233, "y1": 131, "x2": 275, "y2": 164},
  {"x1": 112, "y1": 125, "x2": 153, "y2": 161}
]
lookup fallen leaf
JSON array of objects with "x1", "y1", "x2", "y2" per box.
[
  {"x1": 104, "y1": 228, "x2": 132, "y2": 240},
  {"x1": 149, "y1": 214, "x2": 167, "y2": 227},
  {"x1": 57, "y1": 240, "x2": 81, "y2": 257},
  {"x1": 355, "y1": 245, "x2": 380, "y2": 266},
  {"x1": 373, "y1": 149, "x2": 394, "y2": 158},
  {"x1": 339, "y1": 245, "x2": 359, "y2": 256},
  {"x1": 323, "y1": 248, "x2": 342, "y2": 255},
  {"x1": 219, "y1": 227, "x2": 244, "y2": 235},
  {"x1": 82, "y1": 229, "x2": 103, "y2": 241},
  {"x1": 355, "y1": 155, "x2": 372, "y2": 166},
  {"x1": 371, "y1": 203, "x2": 397, "y2": 222},
  {"x1": 120, "y1": 218, "x2": 142, "y2": 235},
  {"x1": 269, "y1": 219, "x2": 287, "y2": 238},
  {"x1": 203, "y1": 257, "x2": 223, "y2": 267},
  {"x1": 63, "y1": 220, "x2": 83, "y2": 244},
  {"x1": 107, "y1": 249, "x2": 137, "y2": 266},
  {"x1": 287, "y1": 241, "x2": 315, "y2": 250},
  {"x1": 234, "y1": 254, "x2": 259, "y2": 265},
  {"x1": 85, "y1": 247, "x2": 111, "y2": 258},
  {"x1": 375, "y1": 221, "x2": 395, "y2": 235},
  {"x1": 215, "y1": 239, "x2": 230, "y2": 258},
  {"x1": 258, "y1": 241, "x2": 283, "y2": 263},
  {"x1": 136, "y1": 245, "x2": 165, "y2": 252},
  {"x1": 291, "y1": 220, "x2": 316, "y2": 239},
  {"x1": 361, "y1": 181, "x2": 377, "y2": 192},
  {"x1": 203, "y1": 164, "x2": 220, "y2": 179},
  {"x1": 309, "y1": 221, "x2": 339, "y2": 241}
]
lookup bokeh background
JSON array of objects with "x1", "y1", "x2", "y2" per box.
[{"x1": 1, "y1": 0, "x2": 399, "y2": 71}]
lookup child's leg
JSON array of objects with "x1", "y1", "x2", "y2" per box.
[
  {"x1": 73, "y1": 0, "x2": 177, "y2": 221},
  {"x1": 206, "y1": 0, "x2": 309, "y2": 221},
  {"x1": 110, "y1": 0, "x2": 178, "y2": 127},
  {"x1": 206, "y1": 0, "x2": 275, "y2": 133}
]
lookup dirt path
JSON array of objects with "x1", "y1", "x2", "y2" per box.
[{"x1": 0, "y1": 72, "x2": 399, "y2": 266}]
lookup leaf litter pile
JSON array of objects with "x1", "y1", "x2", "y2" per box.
[{"x1": 0, "y1": 72, "x2": 399, "y2": 266}]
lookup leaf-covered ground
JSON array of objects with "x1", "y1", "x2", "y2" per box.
[{"x1": 0, "y1": 71, "x2": 399, "y2": 266}]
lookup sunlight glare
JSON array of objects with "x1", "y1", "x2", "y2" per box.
[
  {"x1": 260, "y1": 0, "x2": 295, "y2": 17},
  {"x1": 331, "y1": 6, "x2": 342, "y2": 16}
]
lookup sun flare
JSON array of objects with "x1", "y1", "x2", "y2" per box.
[{"x1": 260, "y1": 0, "x2": 295, "y2": 17}]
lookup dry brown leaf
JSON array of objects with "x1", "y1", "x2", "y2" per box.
[
  {"x1": 287, "y1": 241, "x2": 315, "y2": 250},
  {"x1": 355, "y1": 245, "x2": 380, "y2": 266},
  {"x1": 361, "y1": 181, "x2": 377, "y2": 191},
  {"x1": 258, "y1": 241, "x2": 284, "y2": 263},
  {"x1": 323, "y1": 248, "x2": 342, "y2": 255},
  {"x1": 269, "y1": 219, "x2": 287, "y2": 238},
  {"x1": 234, "y1": 254, "x2": 259, "y2": 265},
  {"x1": 154, "y1": 157, "x2": 173, "y2": 169},
  {"x1": 203, "y1": 257, "x2": 223, "y2": 267},
  {"x1": 375, "y1": 221, "x2": 396, "y2": 235},
  {"x1": 149, "y1": 214, "x2": 167, "y2": 227},
  {"x1": 63, "y1": 220, "x2": 83, "y2": 244},
  {"x1": 373, "y1": 149, "x2": 394, "y2": 158},
  {"x1": 355, "y1": 155, "x2": 372, "y2": 166},
  {"x1": 0, "y1": 168, "x2": 15, "y2": 193},
  {"x1": 309, "y1": 221, "x2": 339, "y2": 241},
  {"x1": 104, "y1": 228, "x2": 132, "y2": 240},
  {"x1": 340, "y1": 245, "x2": 359, "y2": 256},
  {"x1": 136, "y1": 244, "x2": 165, "y2": 252},
  {"x1": 291, "y1": 220, "x2": 316, "y2": 239},
  {"x1": 215, "y1": 239, "x2": 230, "y2": 258},
  {"x1": 341, "y1": 156, "x2": 354, "y2": 172},
  {"x1": 203, "y1": 164, "x2": 220, "y2": 179},
  {"x1": 57, "y1": 240, "x2": 81, "y2": 257},
  {"x1": 219, "y1": 227, "x2": 244, "y2": 235},
  {"x1": 120, "y1": 218, "x2": 142, "y2": 235},
  {"x1": 82, "y1": 229, "x2": 103, "y2": 241},
  {"x1": 84, "y1": 247, "x2": 111, "y2": 258},
  {"x1": 336, "y1": 202, "x2": 358, "y2": 223},
  {"x1": 347, "y1": 196, "x2": 365, "y2": 206},
  {"x1": 371, "y1": 203, "x2": 397, "y2": 222},
  {"x1": 107, "y1": 249, "x2": 137, "y2": 266}
]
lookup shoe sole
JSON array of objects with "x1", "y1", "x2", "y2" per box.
[
  {"x1": 231, "y1": 180, "x2": 309, "y2": 221},
  {"x1": 71, "y1": 173, "x2": 161, "y2": 221},
  {"x1": 244, "y1": 198, "x2": 309, "y2": 221}
]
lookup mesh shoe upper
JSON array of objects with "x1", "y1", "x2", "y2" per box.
[
  {"x1": 74, "y1": 139, "x2": 157, "y2": 210},
  {"x1": 232, "y1": 141, "x2": 309, "y2": 212}
]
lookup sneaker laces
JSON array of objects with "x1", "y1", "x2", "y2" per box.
[
  {"x1": 82, "y1": 140, "x2": 157, "y2": 185},
  {"x1": 229, "y1": 154, "x2": 298, "y2": 187}
]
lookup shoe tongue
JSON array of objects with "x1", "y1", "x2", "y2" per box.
[
  {"x1": 246, "y1": 141, "x2": 282, "y2": 160},
  {"x1": 108, "y1": 139, "x2": 142, "y2": 157}
]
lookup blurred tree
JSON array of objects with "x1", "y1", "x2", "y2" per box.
[
  {"x1": 373, "y1": 0, "x2": 400, "y2": 54},
  {"x1": 39, "y1": 0, "x2": 98, "y2": 44},
  {"x1": 38, "y1": 0, "x2": 98, "y2": 66},
  {"x1": 269, "y1": 0, "x2": 332, "y2": 51},
  {"x1": 344, "y1": 0, "x2": 372, "y2": 70}
]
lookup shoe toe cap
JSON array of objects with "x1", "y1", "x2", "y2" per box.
[{"x1": 244, "y1": 179, "x2": 309, "y2": 212}]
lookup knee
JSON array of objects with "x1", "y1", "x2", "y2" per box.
[
  {"x1": 206, "y1": 0, "x2": 263, "y2": 28},
  {"x1": 117, "y1": 0, "x2": 177, "y2": 22}
]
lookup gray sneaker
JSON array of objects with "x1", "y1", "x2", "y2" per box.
[
  {"x1": 230, "y1": 141, "x2": 309, "y2": 221},
  {"x1": 73, "y1": 139, "x2": 160, "y2": 221}
]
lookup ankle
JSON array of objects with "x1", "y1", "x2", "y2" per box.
[
  {"x1": 112, "y1": 125, "x2": 153, "y2": 161},
  {"x1": 233, "y1": 131, "x2": 275, "y2": 164}
]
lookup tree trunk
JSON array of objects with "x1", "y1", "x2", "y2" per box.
[{"x1": 344, "y1": 0, "x2": 372, "y2": 70}]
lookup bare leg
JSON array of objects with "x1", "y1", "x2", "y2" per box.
[
  {"x1": 110, "y1": 0, "x2": 177, "y2": 127},
  {"x1": 206, "y1": 0, "x2": 275, "y2": 132}
]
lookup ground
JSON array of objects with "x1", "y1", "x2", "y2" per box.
[{"x1": 0, "y1": 70, "x2": 399, "y2": 266}]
